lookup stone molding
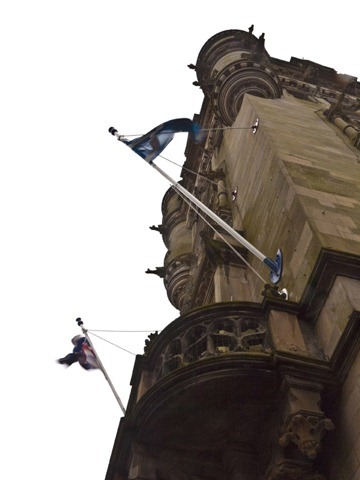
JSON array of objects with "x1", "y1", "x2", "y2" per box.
[
  {"x1": 267, "y1": 460, "x2": 326, "y2": 480},
  {"x1": 212, "y1": 61, "x2": 282, "y2": 125}
]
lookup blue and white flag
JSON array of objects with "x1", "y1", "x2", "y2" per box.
[{"x1": 120, "y1": 118, "x2": 202, "y2": 163}]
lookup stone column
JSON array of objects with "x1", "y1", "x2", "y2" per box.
[{"x1": 333, "y1": 116, "x2": 359, "y2": 144}]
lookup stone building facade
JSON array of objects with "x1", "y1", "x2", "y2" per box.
[{"x1": 105, "y1": 29, "x2": 360, "y2": 480}]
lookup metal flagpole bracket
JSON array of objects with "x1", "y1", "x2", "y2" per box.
[
  {"x1": 231, "y1": 187, "x2": 238, "y2": 202},
  {"x1": 264, "y1": 249, "x2": 283, "y2": 284}
]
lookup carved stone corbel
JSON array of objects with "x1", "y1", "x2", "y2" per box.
[
  {"x1": 279, "y1": 414, "x2": 334, "y2": 459},
  {"x1": 278, "y1": 376, "x2": 335, "y2": 460}
]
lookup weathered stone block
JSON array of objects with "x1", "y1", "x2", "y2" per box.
[
  {"x1": 316, "y1": 276, "x2": 360, "y2": 357},
  {"x1": 269, "y1": 310, "x2": 307, "y2": 355}
]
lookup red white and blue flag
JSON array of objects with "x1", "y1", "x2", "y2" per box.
[{"x1": 58, "y1": 335, "x2": 99, "y2": 370}]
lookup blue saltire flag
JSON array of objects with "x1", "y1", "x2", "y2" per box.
[{"x1": 120, "y1": 118, "x2": 202, "y2": 164}]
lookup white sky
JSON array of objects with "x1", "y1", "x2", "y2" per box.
[{"x1": 1, "y1": 2, "x2": 359, "y2": 479}]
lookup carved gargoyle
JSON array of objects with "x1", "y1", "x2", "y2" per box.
[
  {"x1": 279, "y1": 414, "x2": 334, "y2": 459},
  {"x1": 149, "y1": 224, "x2": 164, "y2": 234},
  {"x1": 145, "y1": 267, "x2": 165, "y2": 278}
]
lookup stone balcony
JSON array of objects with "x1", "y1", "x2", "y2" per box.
[
  {"x1": 129, "y1": 299, "x2": 329, "y2": 410},
  {"x1": 153, "y1": 306, "x2": 271, "y2": 381}
]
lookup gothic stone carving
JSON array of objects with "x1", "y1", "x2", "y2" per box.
[{"x1": 279, "y1": 414, "x2": 334, "y2": 459}]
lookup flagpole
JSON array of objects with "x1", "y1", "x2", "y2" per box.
[
  {"x1": 150, "y1": 163, "x2": 283, "y2": 284},
  {"x1": 108, "y1": 126, "x2": 282, "y2": 284},
  {"x1": 76, "y1": 318, "x2": 126, "y2": 414}
]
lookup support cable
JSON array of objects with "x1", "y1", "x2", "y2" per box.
[
  {"x1": 116, "y1": 125, "x2": 255, "y2": 138},
  {"x1": 87, "y1": 331, "x2": 137, "y2": 356}
]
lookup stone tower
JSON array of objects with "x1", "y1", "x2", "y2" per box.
[{"x1": 106, "y1": 29, "x2": 360, "y2": 480}]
